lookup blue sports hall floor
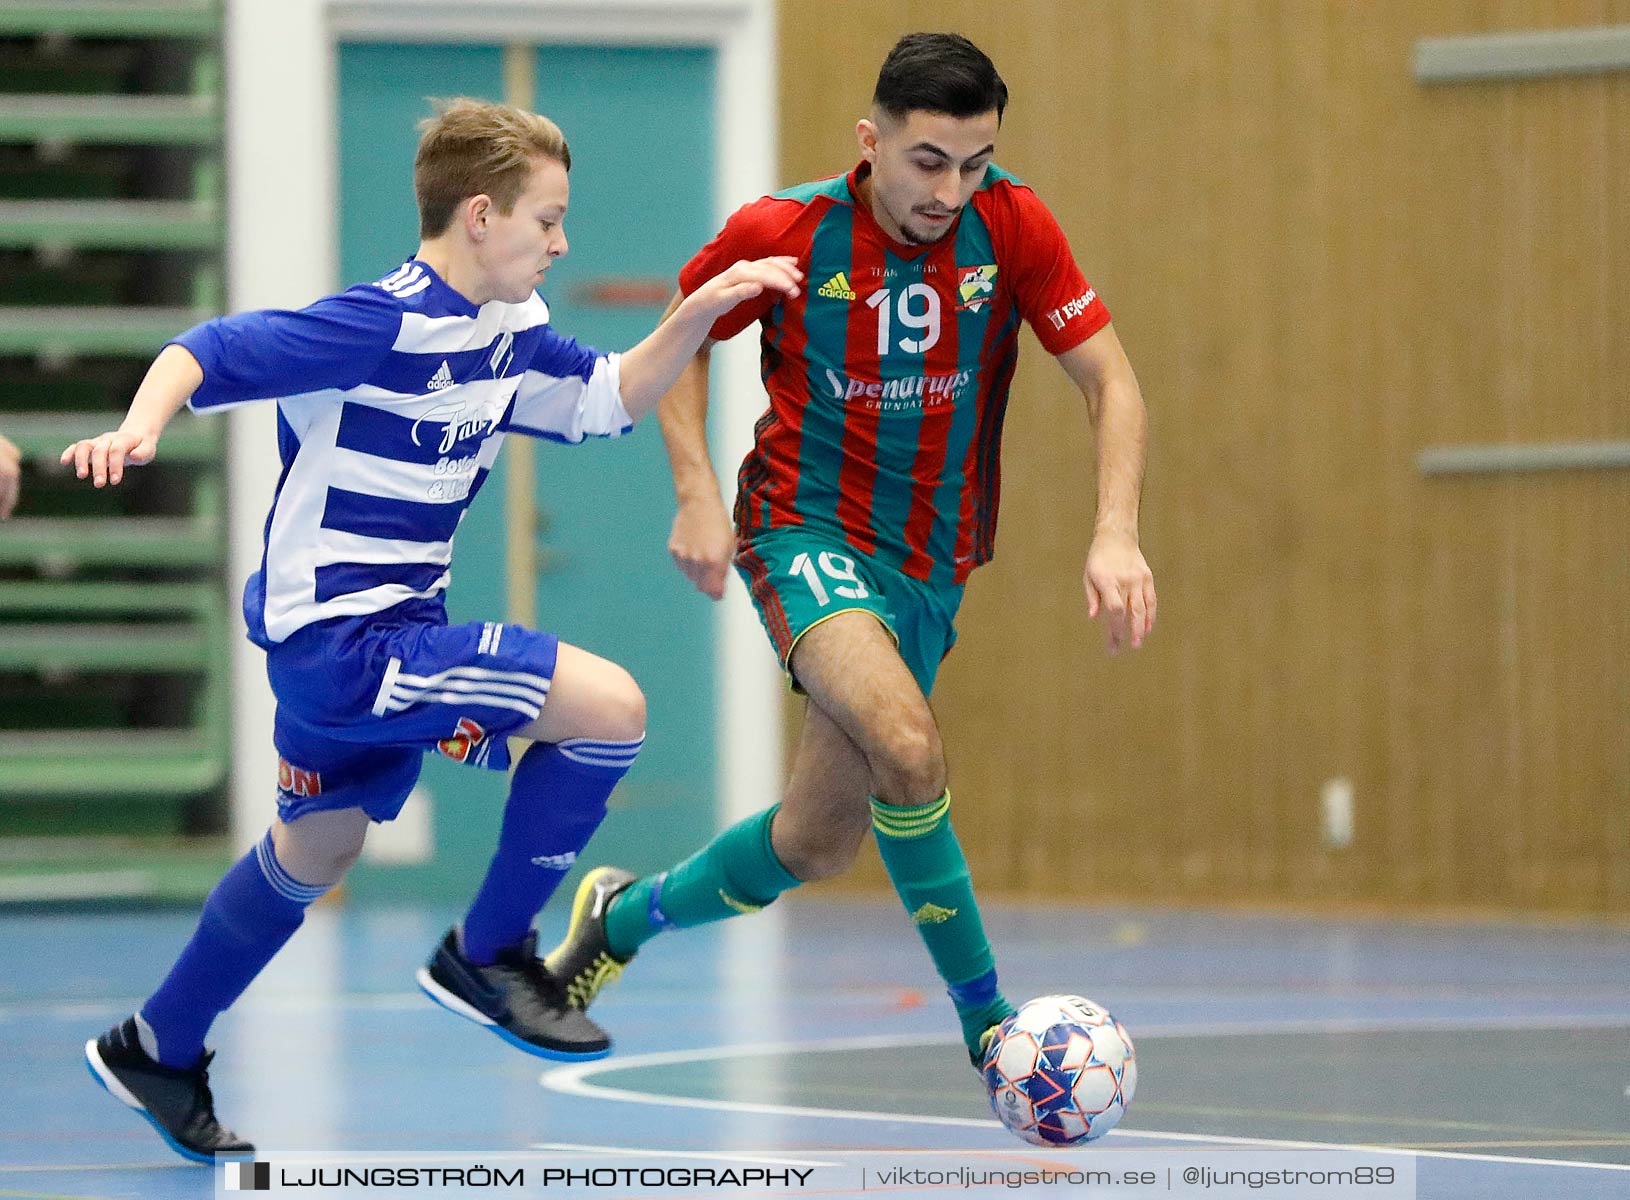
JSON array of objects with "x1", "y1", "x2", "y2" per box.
[{"x1": 3, "y1": 895, "x2": 1628, "y2": 1199}]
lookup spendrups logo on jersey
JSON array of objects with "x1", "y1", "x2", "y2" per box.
[
  {"x1": 1045, "y1": 287, "x2": 1097, "y2": 331},
  {"x1": 277, "y1": 757, "x2": 321, "y2": 798},
  {"x1": 824, "y1": 367, "x2": 976, "y2": 413},
  {"x1": 437, "y1": 717, "x2": 487, "y2": 763}
]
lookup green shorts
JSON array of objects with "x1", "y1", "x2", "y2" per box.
[{"x1": 734, "y1": 528, "x2": 964, "y2": 697}]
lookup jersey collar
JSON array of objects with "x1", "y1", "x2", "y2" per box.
[{"x1": 405, "y1": 257, "x2": 484, "y2": 318}]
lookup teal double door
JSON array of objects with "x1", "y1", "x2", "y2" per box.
[{"x1": 336, "y1": 42, "x2": 719, "y2": 902}]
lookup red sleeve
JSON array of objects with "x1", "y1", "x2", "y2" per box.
[
  {"x1": 984, "y1": 181, "x2": 1111, "y2": 356},
  {"x1": 678, "y1": 195, "x2": 813, "y2": 343}
]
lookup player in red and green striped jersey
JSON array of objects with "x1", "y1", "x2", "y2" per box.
[{"x1": 546, "y1": 32, "x2": 1156, "y2": 1070}]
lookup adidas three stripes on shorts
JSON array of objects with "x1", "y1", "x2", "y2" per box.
[{"x1": 265, "y1": 597, "x2": 560, "y2": 823}]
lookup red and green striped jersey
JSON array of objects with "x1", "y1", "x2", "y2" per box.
[{"x1": 678, "y1": 161, "x2": 1110, "y2": 587}]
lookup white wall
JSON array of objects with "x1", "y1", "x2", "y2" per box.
[{"x1": 220, "y1": 0, "x2": 334, "y2": 848}]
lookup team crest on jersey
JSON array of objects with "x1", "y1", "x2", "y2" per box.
[
  {"x1": 277, "y1": 757, "x2": 322, "y2": 798},
  {"x1": 957, "y1": 264, "x2": 997, "y2": 312},
  {"x1": 437, "y1": 717, "x2": 488, "y2": 764},
  {"x1": 488, "y1": 330, "x2": 515, "y2": 378}
]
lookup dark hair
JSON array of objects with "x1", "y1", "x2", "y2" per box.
[{"x1": 872, "y1": 32, "x2": 1008, "y2": 122}]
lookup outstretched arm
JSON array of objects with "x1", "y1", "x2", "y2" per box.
[
  {"x1": 653, "y1": 288, "x2": 734, "y2": 599},
  {"x1": 616, "y1": 257, "x2": 800, "y2": 423},
  {"x1": 59, "y1": 343, "x2": 203, "y2": 487},
  {"x1": 1056, "y1": 323, "x2": 1156, "y2": 655},
  {"x1": 60, "y1": 288, "x2": 400, "y2": 488}
]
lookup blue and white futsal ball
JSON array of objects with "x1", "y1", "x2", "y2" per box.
[{"x1": 980, "y1": 994, "x2": 1136, "y2": 1146}]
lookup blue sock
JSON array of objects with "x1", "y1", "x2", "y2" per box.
[
  {"x1": 139, "y1": 831, "x2": 327, "y2": 1068},
  {"x1": 460, "y1": 735, "x2": 642, "y2": 965}
]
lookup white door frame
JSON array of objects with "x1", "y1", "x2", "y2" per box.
[{"x1": 221, "y1": 0, "x2": 781, "y2": 849}]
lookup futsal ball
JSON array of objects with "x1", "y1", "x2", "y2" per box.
[{"x1": 980, "y1": 994, "x2": 1136, "y2": 1146}]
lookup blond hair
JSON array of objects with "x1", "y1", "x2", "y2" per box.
[{"x1": 414, "y1": 97, "x2": 571, "y2": 237}]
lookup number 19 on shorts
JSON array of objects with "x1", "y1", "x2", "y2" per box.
[{"x1": 789, "y1": 551, "x2": 870, "y2": 607}]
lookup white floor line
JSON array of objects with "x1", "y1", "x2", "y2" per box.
[
  {"x1": 538, "y1": 1023, "x2": 1630, "y2": 1176},
  {"x1": 17, "y1": 994, "x2": 1630, "y2": 1027}
]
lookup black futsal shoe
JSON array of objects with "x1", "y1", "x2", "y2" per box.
[
  {"x1": 418, "y1": 928, "x2": 611, "y2": 1060},
  {"x1": 84, "y1": 1017, "x2": 253, "y2": 1164}
]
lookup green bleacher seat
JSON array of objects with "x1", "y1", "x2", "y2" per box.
[
  {"x1": 0, "y1": 515, "x2": 222, "y2": 571},
  {"x1": 0, "y1": 731, "x2": 226, "y2": 798},
  {"x1": 0, "y1": 623, "x2": 209, "y2": 673},
  {"x1": 0, "y1": 307, "x2": 204, "y2": 357},
  {"x1": 0, "y1": 580, "x2": 222, "y2": 674},
  {"x1": 3, "y1": 412, "x2": 221, "y2": 462},
  {"x1": 0, "y1": 2, "x2": 219, "y2": 41},
  {"x1": 0, "y1": 579, "x2": 216, "y2": 612},
  {"x1": 0, "y1": 4, "x2": 231, "y2": 881},
  {"x1": 0, "y1": 95, "x2": 218, "y2": 146},
  {"x1": 0, "y1": 200, "x2": 218, "y2": 251}
]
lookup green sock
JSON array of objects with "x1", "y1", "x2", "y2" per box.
[
  {"x1": 604, "y1": 805, "x2": 800, "y2": 959},
  {"x1": 871, "y1": 791, "x2": 1013, "y2": 1056}
]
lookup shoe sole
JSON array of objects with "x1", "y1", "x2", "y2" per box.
[
  {"x1": 414, "y1": 967, "x2": 610, "y2": 1062},
  {"x1": 83, "y1": 1040, "x2": 227, "y2": 1166}
]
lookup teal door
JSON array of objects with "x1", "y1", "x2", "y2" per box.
[{"x1": 335, "y1": 42, "x2": 718, "y2": 904}]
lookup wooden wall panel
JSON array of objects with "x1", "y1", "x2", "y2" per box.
[{"x1": 774, "y1": 1, "x2": 1630, "y2": 913}]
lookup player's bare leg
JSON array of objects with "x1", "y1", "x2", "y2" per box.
[
  {"x1": 514, "y1": 642, "x2": 647, "y2": 745},
  {"x1": 270, "y1": 805, "x2": 371, "y2": 886},
  {"x1": 781, "y1": 610, "x2": 944, "y2": 805},
  {"x1": 767, "y1": 701, "x2": 873, "y2": 880}
]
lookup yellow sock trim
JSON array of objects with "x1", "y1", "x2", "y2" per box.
[
  {"x1": 870, "y1": 790, "x2": 951, "y2": 840},
  {"x1": 718, "y1": 889, "x2": 765, "y2": 915}
]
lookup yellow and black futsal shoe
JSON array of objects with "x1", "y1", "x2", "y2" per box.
[
  {"x1": 418, "y1": 928, "x2": 611, "y2": 1060},
  {"x1": 84, "y1": 1017, "x2": 253, "y2": 1164},
  {"x1": 974, "y1": 1023, "x2": 1002, "y2": 1070},
  {"x1": 543, "y1": 866, "x2": 636, "y2": 1011}
]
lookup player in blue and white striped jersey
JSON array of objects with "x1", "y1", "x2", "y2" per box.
[{"x1": 67, "y1": 98, "x2": 802, "y2": 1162}]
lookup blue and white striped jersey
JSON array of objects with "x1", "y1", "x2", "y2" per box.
[{"x1": 175, "y1": 258, "x2": 630, "y2": 646}]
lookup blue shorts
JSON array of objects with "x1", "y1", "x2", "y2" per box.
[{"x1": 266, "y1": 599, "x2": 559, "y2": 824}]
